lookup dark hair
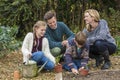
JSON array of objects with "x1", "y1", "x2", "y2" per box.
[
  {"x1": 75, "y1": 31, "x2": 86, "y2": 46},
  {"x1": 44, "y1": 10, "x2": 56, "y2": 22}
]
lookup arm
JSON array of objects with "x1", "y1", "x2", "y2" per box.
[
  {"x1": 65, "y1": 44, "x2": 79, "y2": 74},
  {"x1": 45, "y1": 32, "x2": 62, "y2": 48},
  {"x1": 62, "y1": 22, "x2": 75, "y2": 40},
  {"x1": 80, "y1": 44, "x2": 89, "y2": 69},
  {"x1": 42, "y1": 38, "x2": 55, "y2": 64},
  {"x1": 21, "y1": 33, "x2": 33, "y2": 63},
  {"x1": 64, "y1": 43, "x2": 75, "y2": 69}
]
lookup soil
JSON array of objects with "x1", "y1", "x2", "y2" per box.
[{"x1": 0, "y1": 50, "x2": 120, "y2": 80}]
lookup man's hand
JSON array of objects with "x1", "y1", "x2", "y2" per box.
[{"x1": 62, "y1": 40, "x2": 68, "y2": 46}]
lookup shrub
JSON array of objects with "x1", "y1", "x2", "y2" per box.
[{"x1": 0, "y1": 26, "x2": 21, "y2": 51}]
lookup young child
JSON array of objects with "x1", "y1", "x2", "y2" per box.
[
  {"x1": 63, "y1": 31, "x2": 89, "y2": 74},
  {"x1": 21, "y1": 21, "x2": 55, "y2": 70}
]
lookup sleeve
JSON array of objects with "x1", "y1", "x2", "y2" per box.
[
  {"x1": 21, "y1": 33, "x2": 33, "y2": 56},
  {"x1": 64, "y1": 43, "x2": 75, "y2": 69},
  {"x1": 62, "y1": 22, "x2": 75, "y2": 40},
  {"x1": 45, "y1": 32, "x2": 62, "y2": 48},
  {"x1": 21, "y1": 33, "x2": 33, "y2": 63},
  {"x1": 80, "y1": 43, "x2": 89, "y2": 67},
  {"x1": 42, "y1": 38, "x2": 56, "y2": 64}
]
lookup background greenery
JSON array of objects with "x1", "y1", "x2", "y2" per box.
[{"x1": 0, "y1": 0, "x2": 120, "y2": 56}]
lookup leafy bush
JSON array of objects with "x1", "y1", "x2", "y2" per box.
[
  {"x1": 0, "y1": 26, "x2": 21, "y2": 51},
  {"x1": 114, "y1": 35, "x2": 120, "y2": 55}
]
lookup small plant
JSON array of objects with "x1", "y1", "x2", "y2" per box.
[
  {"x1": 54, "y1": 54, "x2": 63, "y2": 73},
  {"x1": 55, "y1": 54, "x2": 62, "y2": 64}
]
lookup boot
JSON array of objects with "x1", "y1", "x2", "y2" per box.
[
  {"x1": 95, "y1": 55, "x2": 104, "y2": 67},
  {"x1": 101, "y1": 50, "x2": 111, "y2": 70}
]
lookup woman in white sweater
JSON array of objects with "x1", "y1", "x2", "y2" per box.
[{"x1": 21, "y1": 21, "x2": 55, "y2": 70}]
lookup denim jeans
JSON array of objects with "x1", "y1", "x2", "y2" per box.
[
  {"x1": 31, "y1": 51, "x2": 55, "y2": 70},
  {"x1": 63, "y1": 59, "x2": 81, "y2": 71},
  {"x1": 89, "y1": 40, "x2": 116, "y2": 58}
]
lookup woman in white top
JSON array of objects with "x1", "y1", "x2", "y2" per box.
[{"x1": 21, "y1": 21, "x2": 55, "y2": 70}]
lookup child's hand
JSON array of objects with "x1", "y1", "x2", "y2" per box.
[
  {"x1": 79, "y1": 66, "x2": 84, "y2": 71},
  {"x1": 71, "y1": 68, "x2": 79, "y2": 75}
]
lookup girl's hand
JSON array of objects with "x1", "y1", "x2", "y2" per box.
[
  {"x1": 71, "y1": 68, "x2": 79, "y2": 75},
  {"x1": 28, "y1": 53, "x2": 32, "y2": 59}
]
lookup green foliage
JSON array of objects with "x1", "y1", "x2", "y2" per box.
[
  {"x1": 0, "y1": 0, "x2": 47, "y2": 37},
  {"x1": 55, "y1": 54, "x2": 62, "y2": 64},
  {"x1": 100, "y1": 8, "x2": 120, "y2": 36},
  {"x1": 114, "y1": 36, "x2": 120, "y2": 55},
  {"x1": 0, "y1": 26, "x2": 21, "y2": 51}
]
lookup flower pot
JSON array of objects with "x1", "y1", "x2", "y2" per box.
[
  {"x1": 14, "y1": 70, "x2": 20, "y2": 80},
  {"x1": 54, "y1": 64, "x2": 62, "y2": 73},
  {"x1": 80, "y1": 69, "x2": 89, "y2": 76}
]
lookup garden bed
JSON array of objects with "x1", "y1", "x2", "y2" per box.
[{"x1": 0, "y1": 50, "x2": 120, "y2": 80}]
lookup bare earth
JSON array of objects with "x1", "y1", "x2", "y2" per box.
[{"x1": 0, "y1": 50, "x2": 120, "y2": 80}]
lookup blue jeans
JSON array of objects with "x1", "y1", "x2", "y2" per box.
[
  {"x1": 31, "y1": 51, "x2": 55, "y2": 70},
  {"x1": 89, "y1": 40, "x2": 116, "y2": 58},
  {"x1": 63, "y1": 59, "x2": 81, "y2": 71}
]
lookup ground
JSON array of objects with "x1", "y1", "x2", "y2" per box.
[{"x1": 0, "y1": 50, "x2": 120, "y2": 80}]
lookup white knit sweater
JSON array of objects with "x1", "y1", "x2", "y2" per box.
[{"x1": 21, "y1": 32, "x2": 55, "y2": 64}]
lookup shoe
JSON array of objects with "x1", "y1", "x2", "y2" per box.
[
  {"x1": 101, "y1": 61, "x2": 111, "y2": 70},
  {"x1": 96, "y1": 58, "x2": 104, "y2": 67},
  {"x1": 95, "y1": 55, "x2": 104, "y2": 67}
]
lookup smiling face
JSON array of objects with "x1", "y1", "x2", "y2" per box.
[
  {"x1": 36, "y1": 26, "x2": 46, "y2": 37},
  {"x1": 33, "y1": 21, "x2": 46, "y2": 38},
  {"x1": 47, "y1": 16, "x2": 57, "y2": 29},
  {"x1": 84, "y1": 12, "x2": 94, "y2": 25}
]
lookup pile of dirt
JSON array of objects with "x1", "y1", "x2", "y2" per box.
[{"x1": 63, "y1": 70, "x2": 120, "y2": 80}]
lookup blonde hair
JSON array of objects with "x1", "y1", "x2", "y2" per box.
[
  {"x1": 33, "y1": 21, "x2": 46, "y2": 33},
  {"x1": 84, "y1": 9, "x2": 100, "y2": 31},
  {"x1": 33, "y1": 21, "x2": 46, "y2": 46},
  {"x1": 75, "y1": 31, "x2": 86, "y2": 46}
]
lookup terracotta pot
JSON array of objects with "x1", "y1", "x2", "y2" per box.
[
  {"x1": 54, "y1": 64, "x2": 62, "y2": 73},
  {"x1": 80, "y1": 69, "x2": 89, "y2": 76},
  {"x1": 14, "y1": 70, "x2": 20, "y2": 80}
]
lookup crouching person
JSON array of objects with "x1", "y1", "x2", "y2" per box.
[
  {"x1": 63, "y1": 31, "x2": 89, "y2": 74},
  {"x1": 21, "y1": 21, "x2": 55, "y2": 70}
]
